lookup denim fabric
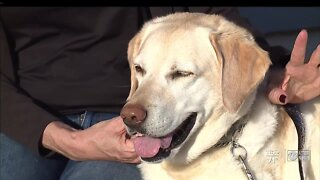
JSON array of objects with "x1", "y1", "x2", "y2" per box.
[
  {"x1": 0, "y1": 134, "x2": 67, "y2": 180},
  {"x1": 60, "y1": 160, "x2": 141, "y2": 180},
  {"x1": 0, "y1": 111, "x2": 142, "y2": 180}
]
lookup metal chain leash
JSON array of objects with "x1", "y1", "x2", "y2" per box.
[
  {"x1": 231, "y1": 141, "x2": 256, "y2": 180},
  {"x1": 230, "y1": 121, "x2": 257, "y2": 180}
]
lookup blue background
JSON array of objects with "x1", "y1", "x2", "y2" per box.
[{"x1": 238, "y1": 7, "x2": 320, "y2": 59}]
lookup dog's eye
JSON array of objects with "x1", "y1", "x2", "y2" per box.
[
  {"x1": 171, "y1": 71, "x2": 194, "y2": 79},
  {"x1": 134, "y1": 65, "x2": 145, "y2": 75}
]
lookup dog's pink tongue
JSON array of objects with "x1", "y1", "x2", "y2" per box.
[{"x1": 133, "y1": 135, "x2": 172, "y2": 158}]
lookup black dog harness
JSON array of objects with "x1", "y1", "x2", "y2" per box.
[{"x1": 284, "y1": 104, "x2": 306, "y2": 180}]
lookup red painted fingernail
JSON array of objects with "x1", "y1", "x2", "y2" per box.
[{"x1": 279, "y1": 95, "x2": 287, "y2": 104}]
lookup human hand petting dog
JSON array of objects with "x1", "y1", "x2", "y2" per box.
[
  {"x1": 268, "y1": 30, "x2": 320, "y2": 105},
  {"x1": 42, "y1": 116, "x2": 140, "y2": 163}
]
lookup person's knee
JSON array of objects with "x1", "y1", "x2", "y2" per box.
[{"x1": 0, "y1": 134, "x2": 66, "y2": 180}]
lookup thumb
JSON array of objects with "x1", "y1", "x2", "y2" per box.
[
  {"x1": 124, "y1": 138, "x2": 136, "y2": 152},
  {"x1": 268, "y1": 87, "x2": 288, "y2": 105}
]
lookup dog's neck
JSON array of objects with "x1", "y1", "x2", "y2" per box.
[
  {"x1": 214, "y1": 83, "x2": 277, "y2": 152},
  {"x1": 202, "y1": 89, "x2": 278, "y2": 161},
  {"x1": 236, "y1": 90, "x2": 279, "y2": 159},
  {"x1": 213, "y1": 114, "x2": 249, "y2": 148}
]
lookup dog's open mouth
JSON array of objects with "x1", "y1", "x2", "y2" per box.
[{"x1": 132, "y1": 112, "x2": 197, "y2": 162}]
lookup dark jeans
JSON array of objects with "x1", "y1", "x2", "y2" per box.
[{"x1": 0, "y1": 112, "x2": 142, "y2": 180}]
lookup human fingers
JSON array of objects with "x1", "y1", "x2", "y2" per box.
[
  {"x1": 268, "y1": 87, "x2": 288, "y2": 105},
  {"x1": 128, "y1": 156, "x2": 141, "y2": 164},
  {"x1": 109, "y1": 115, "x2": 125, "y2": 124},
  {"x1": 106, "y1": 115, "x2": 127, "y2": 131},
  {"x1": 308, "y1": 44, "x2": 320, "y2": 67},
  {"x1": 119, "y1": 138, "x2": 141, "y2": 163},
  {"x1": 121, "y1": 154, "x2": 141, "y2": 164},
  {"x1": 289, "y1": 29, "x2": 308, "y2": 66},
  {"x1": 122, "y1": 134, "x2": 135, "y2": 152}
]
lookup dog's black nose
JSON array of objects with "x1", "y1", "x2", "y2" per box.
[{"x1": 120, "y1": 103, "x2": 147, "y2": 127}]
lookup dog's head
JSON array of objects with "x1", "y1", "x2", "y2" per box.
[{"x1": 121, "y1": 13, "x2": 271, "y2": 163}]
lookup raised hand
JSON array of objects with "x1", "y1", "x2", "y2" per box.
[{"x1": 268, "y1": 30, "x2": 320, "y2": 105}]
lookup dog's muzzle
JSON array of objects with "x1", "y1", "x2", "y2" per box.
[{"x1": 121, "y1": 104, "x2": 197, "y2": 162}]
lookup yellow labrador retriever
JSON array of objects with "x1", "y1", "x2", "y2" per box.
[{"x1": 120, "y1": 12, "x2": 320, "y2": 180}]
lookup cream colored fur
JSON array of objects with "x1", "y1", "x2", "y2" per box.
[{"x1": 125, "y1": 12, "x2": 320, "y2": 180}]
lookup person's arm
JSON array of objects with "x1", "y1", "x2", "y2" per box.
[
  {"x1": 1, "y1": 22, "x2": 139, "y2": 162},
  {"x1": 0, "y1": 18, "x2": 58, "y2": 157}
]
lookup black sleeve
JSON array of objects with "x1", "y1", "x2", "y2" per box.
[
  {"x1": 186, "y1": 7, "x2": 291, "y2": 67},
  {"x1": 0, "y1": 15, "x2": 58, "y2": 156}
]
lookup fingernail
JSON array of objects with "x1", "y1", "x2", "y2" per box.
[
  {"x1": 301, "y1": 29, "x2": 308, "y2": 34},
  {"x1": 279, "y1": 95, "x2": 286, "y2": 104}
]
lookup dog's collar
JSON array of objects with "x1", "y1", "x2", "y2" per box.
[
  {"x1": 213, "y1": 116, "x2": 257, "y2": 180},
  {"x1": 214, "y1": 116, "x2": 248, "y2": 148}
]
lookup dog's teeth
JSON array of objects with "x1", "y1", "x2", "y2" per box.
[{"x1": 136, "y1": 133, "x2": 144, "y2": 137}]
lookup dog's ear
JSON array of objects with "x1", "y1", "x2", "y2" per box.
[
  {"x1": 210, "y1": 33, "x2": 271, "y2": 113},
  {"x1": 127, "y1": 31, "x2": 143, "y2": 100}
]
